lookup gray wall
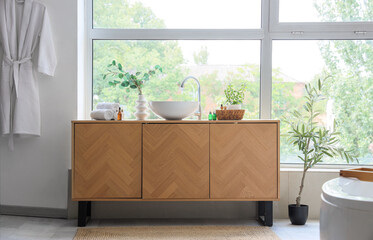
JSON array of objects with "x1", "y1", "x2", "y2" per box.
[{"x1": 0, "y1": 0, "x2": 77, "y2": 210}]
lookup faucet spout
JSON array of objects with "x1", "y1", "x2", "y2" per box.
[{"x1": 180, "y1": 76, "x2": 202, "y2": 120}]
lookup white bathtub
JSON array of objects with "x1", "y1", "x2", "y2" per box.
[{"x1": 320, "y1": 177, "x2": 373, "y2": 240}]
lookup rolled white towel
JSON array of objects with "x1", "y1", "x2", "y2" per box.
[
  {"x1": 90, "y1": 109, "x2": 115, "y2": 120},
  {"x1": 96, "y1": 102, "x2": 120, "y2": 111}
]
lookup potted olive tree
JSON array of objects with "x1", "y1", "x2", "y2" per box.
[
  {"x1": 224, "y1": 83, "x2": 246, "y2": 110},
  {"x1": 103, "y1": 60, "x2": 162, "y2": 120},
  {"x1": 283, "y1": 78, "x2": 358, "y2": 225}
]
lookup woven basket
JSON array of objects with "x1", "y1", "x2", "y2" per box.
[{"x1": 216, "y1": 110, "x2": 245, "y2": 120}]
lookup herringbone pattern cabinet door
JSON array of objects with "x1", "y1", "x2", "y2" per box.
[
  {"x1": 73, "y1": 124, "x2": 141, "y2": 199},
  {"x1": 210, "y1": 123, "x2": 279, "y2": 199},
  {"x1": 143, "y1": 124, "x2": 209, "y2": 199}
]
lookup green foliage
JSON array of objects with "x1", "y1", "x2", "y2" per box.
[
  {"x1": 313, "y1": 0, "x2": 373, "y2": 164},
  {"x1": 193, "y1": 46, "x2": 209, "y2": 65},
  {"x1": 283, "y1": 78, "x2": 358, "y2": 206},
  {"x1": 224, "y1": 84, "x2": 247, "y2": 105},
  {"x1": 104, "y1": 61, "x2": 162, "y2": 95}
]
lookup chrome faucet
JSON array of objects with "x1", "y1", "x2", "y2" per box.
[{"x1": 180, "y1": 76, "x2": 202, "y2": 120}]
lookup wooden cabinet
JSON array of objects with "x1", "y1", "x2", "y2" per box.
[
  {"x1": 72, "y1": 123, "x2": 142, "y2": 199},
  {"x1": 210, "y1": 123, "x2": 279, "y2": 199},
  {"x1": 143, "y1": 124, "x2": 209, "y2": 199},
  {"x1": 72, "y1": 120, "x2": 279, "y2": 201}
]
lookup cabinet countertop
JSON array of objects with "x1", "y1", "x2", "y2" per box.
[{"x1": 72, "y1": 119, "x2": 280, "y2": 124}]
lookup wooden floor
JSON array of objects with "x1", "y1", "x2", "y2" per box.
[{"x1": 0, "y1": 215, "x2": 320, "y2": 240}]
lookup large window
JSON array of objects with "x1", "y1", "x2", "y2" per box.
[
  {"x1": 88, "y1": 0, "x2": 373, "y2": 165},
  {"x1": 279, "y1": 0, "x2": 373, "y2": 22},
  {"x1": 94, "y1": 0, "x2": 261, "y2": 29},
  {"x1": 273, "y1": 40, "x2": 373, "y2": 164},
  {"x1": 93, "y1": 40, "x2": 260, "y2": 119}
]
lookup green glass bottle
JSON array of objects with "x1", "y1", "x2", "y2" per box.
[
  {"x1": 208, "y1": 112, "x2": 213, "y2": 121},
  {"x1": 212, "y1": 111, "x2": 217, "y2": 120}
]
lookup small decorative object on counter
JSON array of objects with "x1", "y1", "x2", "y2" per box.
[
  {"x1": 220, "y1": 104, "x2": 224, "y2": 110},
  {"x1": 208, "y1": 112, "x2": 213, "y2": 121},
  {"x1": 213, "y1": 111, "x2": 217, "y2": 120},
  {"x1": 223, "y1": 106, "x2": 227, "y2": 110},
  {"x1": 216, "y1": 109, "x2": 245, "y2": 120},
  {"x1": 117, "y1": 107, "x2": 122, "y2": 121},
  {"x1": 134, "y1": 94, "x2": 149, "y2": 120}
]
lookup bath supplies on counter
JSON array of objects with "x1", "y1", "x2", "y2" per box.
[
  {"x1": 208, "y1": 112, "x2": 213, "y2": 121},
  {"x1": 117, "y1": 107, "x2": 122, "y2": 121},
  {"x1": 96, "y1": 102, "x2": 120, "y2": 112},
  {"x1": 90, "y1": 109, "x2": 116, "y2": 120},
  {"x1": 215, "y1": 109, "x2": 245, "y2": 120},
  {"x1": 96, "y1": 103, "x2": 120, "y2": 112}
]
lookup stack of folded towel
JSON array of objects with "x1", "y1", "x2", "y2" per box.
[{"x1": 90, "y1": 103, "x2": 120, "y2": 120}]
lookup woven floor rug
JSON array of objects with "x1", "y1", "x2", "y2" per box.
[{"x1": 74, "y1": 225, "x2": 280, "y2": 240}]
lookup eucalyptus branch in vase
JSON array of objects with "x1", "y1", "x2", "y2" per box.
[
  {"x1": 103, "y1": 60, "x2": 162, "y2": 95},
  {"x1": 102, "y1": 60, "x2": 162, "y2": 120}
]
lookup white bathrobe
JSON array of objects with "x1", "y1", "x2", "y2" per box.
[{"x1": 0, "y1": 0, "x2": 57, "y2": 150}]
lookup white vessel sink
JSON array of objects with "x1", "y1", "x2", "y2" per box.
[{"x1": 149, "y1": 101, "x2": 198, "y2": 120}]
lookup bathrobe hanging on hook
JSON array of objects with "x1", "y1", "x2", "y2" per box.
[{"x1": 0, "y1": 0, "x2": 57, "y2": 150}]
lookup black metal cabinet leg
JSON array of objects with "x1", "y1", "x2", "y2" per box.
[
  {"x1": 257, "y1": 201, "x2": 273, "y2": 227},
  {"x1": 78, "y1": 201, "x2": 91, "y2": 227}
]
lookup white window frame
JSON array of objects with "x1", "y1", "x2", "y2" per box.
[{"x1": 83, "y1": 0, "x2": 373, "y2": 167}]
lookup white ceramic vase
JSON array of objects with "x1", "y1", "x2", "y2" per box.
[
  {"x1": 227, "y1": 104, "x2": 241, "y2": 110},
  {"x1": 134, "y1": 94, "x2": 149, "y2": 120}
]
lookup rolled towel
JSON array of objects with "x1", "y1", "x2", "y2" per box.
[
  {"x1": 96, "y1": 102, "x2": 120, "y2": 111},
  {"x1": 90, "y1": 109, "x2": 115, "y2": 120}
]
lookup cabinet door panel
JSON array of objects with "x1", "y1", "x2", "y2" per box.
[
  {"x1": 73, "y1": 124, "x2": 141, "y2": 199},
  {"x1": 143, "y1": 124, "x2": 209, "y2": 199},
  {"x1": 210, "y1": 123, "x2": 278, "y2": 199}
]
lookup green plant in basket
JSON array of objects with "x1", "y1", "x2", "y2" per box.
[{"x1": 224, "y1": 83, "x2": 246, "y2": 105}]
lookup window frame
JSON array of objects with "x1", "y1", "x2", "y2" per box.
[{"x1": 84, "y1": 0, "x2": 373, "y2": 166}]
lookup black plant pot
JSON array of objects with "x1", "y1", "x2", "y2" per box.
[{"x1": 288, "y1": 204, "x2": 309, "y2": 225}]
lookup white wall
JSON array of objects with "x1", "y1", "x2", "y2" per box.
[
  {"x1": 275, "y1": 169, "x2": 339, "y2": 219},
  {"x1": 0, "y1": 0, "x2": 77, "y2": 210}
]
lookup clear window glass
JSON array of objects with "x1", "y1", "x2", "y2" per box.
[
  {"x1": 273, "y1": 40, "x2": 373, "y2": 165},
  {"x1": 279, "y1": 0, "x2": 373, "y2": 22},
  {"x1": 93, "y1": 40, "x2": 260, "y2": 119},
  {"x1": 93, "y1": 0, "x2": 261, "y2": 29}
]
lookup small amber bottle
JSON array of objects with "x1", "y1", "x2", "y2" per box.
[{"x1": 117, "y1": 107, "x2": 122, "y2": 121}]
